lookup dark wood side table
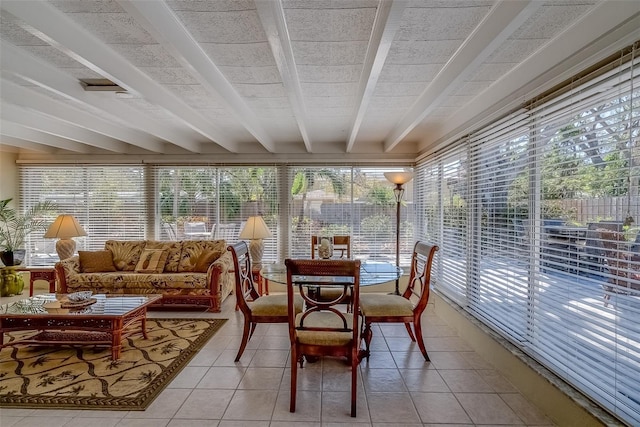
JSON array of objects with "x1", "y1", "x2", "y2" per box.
[{"x1": 15, "y1": 266, "x2": 56, "y2": 296}]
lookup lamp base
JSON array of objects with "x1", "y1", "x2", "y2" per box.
[
  {"x1": 56, "y1": 238, "x2": 76, "y2": 260},
  {"x1": 248, "y1": 238, "x2": 264, "y2": 269}
]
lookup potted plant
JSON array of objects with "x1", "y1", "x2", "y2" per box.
[{"x1": 0, "y1": 198, "x2": 56, "y2": 266}]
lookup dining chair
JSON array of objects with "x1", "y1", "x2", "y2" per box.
[
  {"x1": 228, "y1": 241, "x2": 303, "y2": 362},
  {"x1": 285, "y1": 258, "x2": 362, "y2": 417},
  {"x1": 311, "y1": 235, "x2": 351, "y2": 259},
  {"x1": 598, "y1": 229, "x2": 640, "y2": 306},
  {"x1": 310, "y1": 235, "x2": 353, "y2": 310},
  {"x1": 359, "y1": 241, "x2": 438, "y2": 361}
]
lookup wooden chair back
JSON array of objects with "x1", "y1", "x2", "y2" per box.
[
  {"x1": 403, "y1": 241, "x2": 439, "y2": 311},
  {"x1": 311, "y1": 235, "x2": 351, "y2": 259},
  {"x1": 228, "y1": 241, "x2": 260, "y2": 316},
  {"x1": 285, "y1": 258, "x2": 361, "y2": 417},
  {"x1": 360, "y1": 241, "x2": 438, "y2": 361}
]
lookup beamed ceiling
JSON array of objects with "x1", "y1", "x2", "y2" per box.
[{"x1": 1, "y1": 0, "x2": 639, "y2": 163}]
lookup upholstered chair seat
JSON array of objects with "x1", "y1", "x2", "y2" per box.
[
  {"x1": 295, "y1": 311, "x2": 360, "y2": 346},
  {"x1": 359, "y1": 294, "x2": 414, "y2": 317},
  {"x1": 250, "y1": 294, "x2": 302, "y2": 316}
]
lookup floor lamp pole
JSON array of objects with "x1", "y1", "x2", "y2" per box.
[
  {"x1": 394, "y1": 190, "x2": 401, "y2": 295},
  {"x1": 384, "y1": 171, "x2": 413, "y2": 296}
]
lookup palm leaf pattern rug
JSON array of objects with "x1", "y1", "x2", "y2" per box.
[{"x1": 0, "y1": 318, "x2": 226, "y2": 410}]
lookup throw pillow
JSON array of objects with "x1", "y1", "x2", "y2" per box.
[
  {"x1": 194, "y1": 249, "x2": 221, "y2": 273},
  {"x1": 135, "y1": 249, "x2": 169, "y2": 273},
  {"x1": 78, "y1": 250, "x2": 116, "y2": 273}
]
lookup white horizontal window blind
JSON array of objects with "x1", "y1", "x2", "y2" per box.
[
  {"x1": 416, "y1": 43, "x2": 640, "y2": 425},
  {"x1": 527, "y1": 50, "x2": 640, "y2": 424},
  {"x1": 286, "y1": 166, "x2": 414, "y2": 265},
  {"x1": 20, "y1": 165, "x2": 146, "y2": 264},
  {"x1": 468, "y1": 112, "x2": 531, "y2": 341},
  {"x1": 219, "y1": 166, "x2": 279, "y2": 262},
  {"x1": 419, "y1": 145, "x2": 469, "y2": 304},
  {"x1": 151, "y1": 166, "x2": 279, "y2": 262}
]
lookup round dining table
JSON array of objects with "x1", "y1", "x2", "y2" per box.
[{"x1": 260, "y1": 260, "x2": 402, "y2": 287}]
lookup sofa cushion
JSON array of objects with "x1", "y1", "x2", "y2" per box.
[
  {"x1": 178, "y1": 240, "x2": 226, "y2": 272},
  {"x1": 135, "y1": 248, "x2": 169, "y2": 273},
  {"x1": 194, "y1": 250, "x2": 218, "y2": 272},
  {"x1": 144, "y1": 240, "x2": 182, "y2": 272},
  {"x1": 105, "y1": 240, "x2": 145, "y2": 271},
  {"x1": 78, "y1": 250, "x2": 116, "y2": 273}
]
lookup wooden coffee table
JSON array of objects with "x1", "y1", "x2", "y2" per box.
[{"x1": 0, "y1": 293, "x2": 162, "y2": 360}]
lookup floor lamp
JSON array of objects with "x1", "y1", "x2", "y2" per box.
[{"x1": 384, "y1": 171, "x2": 413, "y2": 295}]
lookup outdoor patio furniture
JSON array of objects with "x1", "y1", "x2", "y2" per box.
[{"x1": 598, "y1": 229, "x2": 640, "y2": 306}]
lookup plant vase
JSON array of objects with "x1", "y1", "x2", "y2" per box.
[{"x1": 0, "y1": 249, "x2": 26, "y2": 267}]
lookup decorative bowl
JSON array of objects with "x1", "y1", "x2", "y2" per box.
[{"x1": 67, "y1": 291, "x2": 93, "y2": 302}]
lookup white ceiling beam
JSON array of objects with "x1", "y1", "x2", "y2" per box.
[
  {"x1": 0, "y1": 121, "x2": 92, "y2": 153},
  {"x1": 255, "y1": 0, "x2": 311, "y2": 152},
  {"x1": 2, "y1": 104, "x2": 129, "y2": 152},
  {"x1": 346, "y1": 0, "x2": 406, "y2": 152},
  {"x1": 383, "y1": 0, "x2": 542, "y2": 152},
  {"x1": 119, "y1": 0, "x2": 276, "y2": 152},
  {"x1": 423, "y1": 0, "x2": 640, "y2": 150},
  {"x1": 0, "y1": 135, "x2": 57, "y2": 153},
  {"x1": 1, "y1": 79, "x2": 165, "y2": 153},
  {"x1": 0, "y1": 41, "x2": 199, "y2": 152},
  {"x1": 1, "y1": 0, "x2": 237, "y2": 153}
]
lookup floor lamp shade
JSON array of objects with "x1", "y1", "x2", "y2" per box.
[
  {"x1": 44, "y1": 215, "x2": 87, "y2": 260},
  {"x1": 239, "y1": 216, "x2": 272, "y2": 268},
  {"x1": 384, "y1": 171, "x2": 414, "y2": 295}
]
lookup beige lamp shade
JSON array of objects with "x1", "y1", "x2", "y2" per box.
[
  {"x1": 44, "y1": 215, "x2": 87, "y2": 260},
  {"x1": 239, "y1": 216, "x2": 272, "y2": 268},
  {"x1": 384, "y1": 171, "x2": 414, "y2": 185}
]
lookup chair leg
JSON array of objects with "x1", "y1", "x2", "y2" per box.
[
  {"x1": 290, "y1": 345, "x2": 298, "y2": 413},
  {"x1": 351, "y1": 347, "x2": 358, "y2": 417},
  {"x1": 413, "y1": 317, "x2": 429, "y2": 361},
  {"x1": 362, "y1": 321, "x2": 372, "y2": 359},
  {"x1": 404, "y1": 322, "x2": 416, "y2": 342},
  {"x1": 234, "y1": 317, "x2": 252, "y2": 362},
  {"x1": 249, "y1": 322, "x2": 258, "y2": 339}
]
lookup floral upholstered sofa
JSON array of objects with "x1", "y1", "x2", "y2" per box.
[{"x1": 55, "y1": 239, "x2": 234, "y2": 312}]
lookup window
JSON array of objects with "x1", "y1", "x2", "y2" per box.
[
  {"x1": 287, "y1": 166, "x2": 414, "y2": 265},
  {"x1": 20, "y1": 165, "x2": 146, "y2": 265},
  {"x1": 418, "y1": 43, "x2": 640, "y2": 425}
]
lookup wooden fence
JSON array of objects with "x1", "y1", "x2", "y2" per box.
[{"x1": 558, "y1": 196, "x2": 638, "y2": 224}]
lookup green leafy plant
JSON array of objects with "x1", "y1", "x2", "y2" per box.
[{"x1": 0, "y1": 198, "x2": 57, "y2": 251}]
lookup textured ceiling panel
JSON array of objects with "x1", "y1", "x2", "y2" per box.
[
  {"x1": 200, "y1": 42, "x2": 275, "y2": 66},
  {"x1": 396, "y1": 4, "x2": 490, "y2": 41},
  {"x1": 285, "y1": 8, "x2": 376, "y2": 42},
  {"x1": 173, "y1": 10, "x2": 265, "y2": 44}
]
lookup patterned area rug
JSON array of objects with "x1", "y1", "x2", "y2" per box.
[{"x1": 0, "y1": 318, "x2": 226, "y2": 410}]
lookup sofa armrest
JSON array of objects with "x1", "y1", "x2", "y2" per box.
[
  {"x1": 206, "y1": 250, "x2": 234, "y2": 312},
  {"x1": 55, "y1": 255, "x2": 80, "y2": 293}
]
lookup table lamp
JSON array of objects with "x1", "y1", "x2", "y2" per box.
[
  {"x1": 384, "y1": 171, "x2": 414, "y2": 295},
  {"x1": 239, "y1": 216, "x2": 272, "y2": 268},
  {"x1": 44, "y1": 214, "x2": 87, "y2": 260}
]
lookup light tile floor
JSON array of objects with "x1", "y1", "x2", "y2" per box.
[{"x1": 0, "y1": 289, "x2": 555, "y2": 426}]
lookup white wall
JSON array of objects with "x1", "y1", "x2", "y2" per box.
[{"x1": 0, "y1": 152, "x2": 19, "y2": 202}]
